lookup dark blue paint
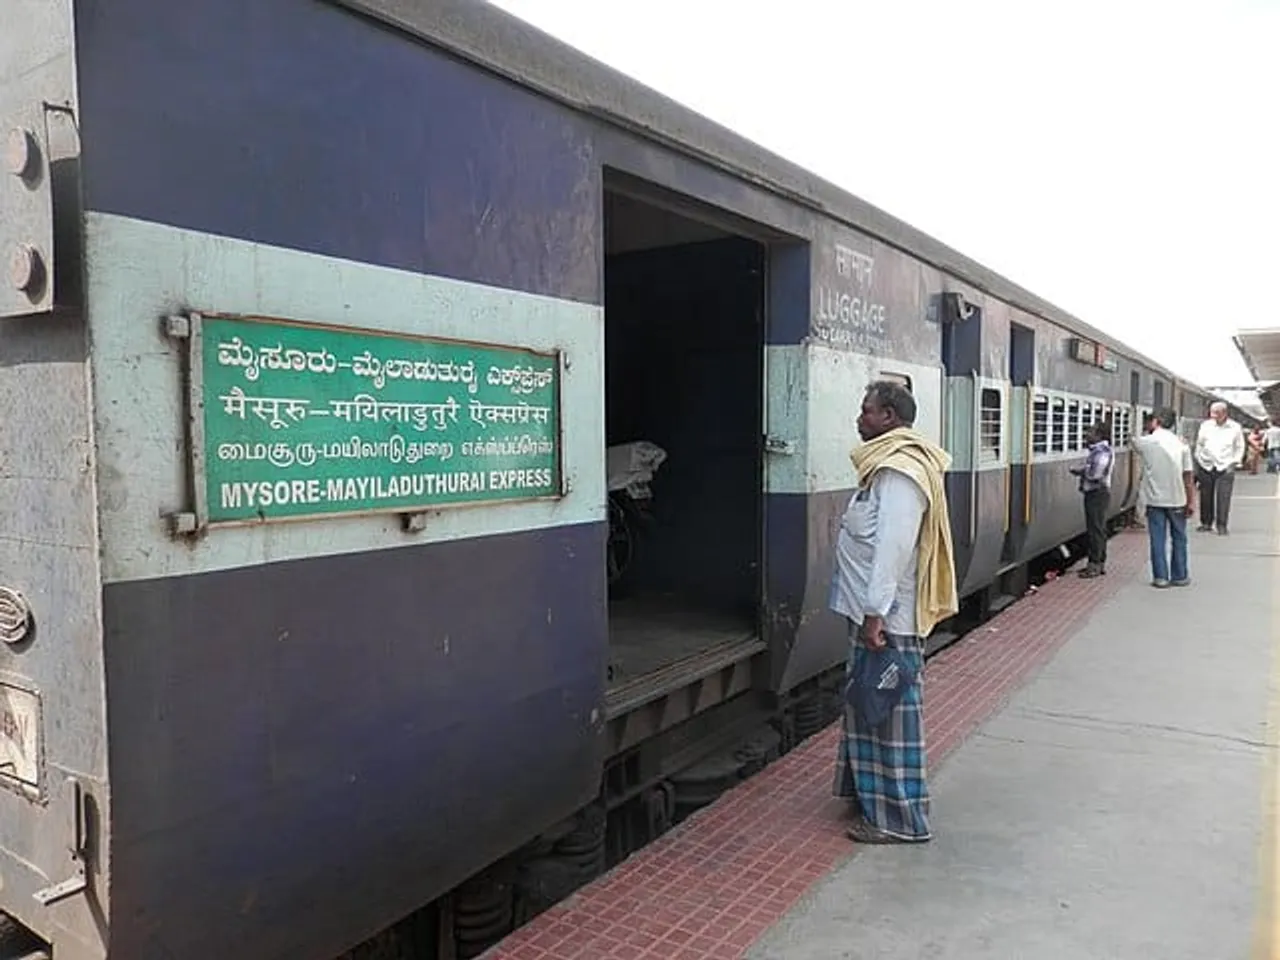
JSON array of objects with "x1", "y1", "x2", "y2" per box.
[
  {"x1": 1009, "y1": 324, "x2": 1035, "y2": 387},
  {"x1": 944, "y1": 472, "x2": 975, "y2": 589},
  {"x1": 963, "y1": 470, "x2": 1008, "y2": 596},
  {"x1": 1003, "y1": 462, "x2": 1031, "y2": 563},
  {"x1": 101, "y1": 521, "x2": 607, "y2": 960},
  {"x1": 606, "y1": 238, "x2": 763, "y2": 612},
  {"x1": 766, "y1": 243, "x2": 812, "y2": 346},
  {"x1": 76, "y1": 0, "x2": 601, "y2": 303},
  {"x1": 75, "y1": 0, "x2": 821, "y2": 326},
  {"x1": 763, "y1": 493, "x2": 811, "y2": 688},
  {"x1": 941, "y1": 297, "x2": 982, "y2": 376},
  {"x1": 772, "y1": 488, "x2": 846, "y2": 692}
]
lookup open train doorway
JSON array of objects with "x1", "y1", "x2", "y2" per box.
[{"x1": 602, "y1": 180, "x2": 765, "y2": 702}]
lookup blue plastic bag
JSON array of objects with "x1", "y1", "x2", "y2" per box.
[{"x1": 844, "y1": 645, "x2": 919, "y2": 728}]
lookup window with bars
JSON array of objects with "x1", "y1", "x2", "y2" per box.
[
  {"x1": 1067, "y1": 400, "x2": 1082, "y2": 451},
  {"x1": 1112, "y1": 408, "x2": 1132, "y2": 447},
  {"x1": 1051, "y1": 398, "x2": 1066, "y2": 452},
  {"x1": 979, "y1": 388, "x2": 1002, "y2": 463},
  {"x1": 1032, "y1": 395, "x2": 1050, "y2": 454}
]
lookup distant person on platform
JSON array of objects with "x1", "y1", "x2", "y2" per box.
[
  {"x1": 829, "y1": 380, "x2": 958, "y2": 845},
  {"x1": 1194, "y1": 402, "x2": 1245, "y2": 535},
  {"x1": 1132, "y1": 407, "x2": 1196, "y2": 588},
  {"x1": 1245, "y1": 426, "x2": 1264, "y2": 475},
  {"x1": 1069, "y1": 422, "x2": 1114, "y2": 578},
  {"x1": 1265, "y1": 420, "x2": 1280, "y2": 474}
]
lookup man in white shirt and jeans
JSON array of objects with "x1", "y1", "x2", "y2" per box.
[
  {"x1": 1194, "y1": 401, "x2": 1245, "y2": 535},
  {"x1": 1132, "y1": 407, "x2": 1196, "y2": 587},
  {"x1": 1265, "y1": 420, "x2": 1280, "y2": 474}
]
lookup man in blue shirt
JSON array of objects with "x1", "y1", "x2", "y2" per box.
[{"x1": 1070, "y1": 423, "x2": 1114, "y2": 579}]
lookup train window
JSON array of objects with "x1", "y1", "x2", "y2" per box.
[
  {"x1": 1116, "y1": 409, "x2": 1132, "y2": 446},
  {"x1": 1032, "y1": 395, "x2": 1050, "y2": 454},
  {"x1": 1051, "y1": 398, "x2": 1066, "y2": 453},
  {"x1": 979, "y1": 388, "x2": 1002, "y2": 463},
  {"x1": 879, "y1": 372, "x2": 913, "y2": 392},
  {"x1": 1067, "y1": 400, "x2": 1081, "y2": 451}
]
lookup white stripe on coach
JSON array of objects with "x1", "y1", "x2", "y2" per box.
[{"x1": 87, "y1": 212, "x2": 605, "y2": 585}]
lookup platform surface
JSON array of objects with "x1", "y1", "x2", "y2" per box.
[{"x1": 485, "y1": 474, "x2": 1280, "y2": 960}]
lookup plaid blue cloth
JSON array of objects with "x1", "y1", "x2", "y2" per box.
[{"x1": 833, "y1": 628, "x2": 931, "y2": 840}]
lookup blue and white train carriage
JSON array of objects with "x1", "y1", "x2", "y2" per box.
[{"x1": 0, "y1": 1, "x2": 1257, "y2": 958}]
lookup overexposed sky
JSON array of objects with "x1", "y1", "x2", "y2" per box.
[{"x1": 491, "y1": 0, "x2": 1279, "y2": 387}]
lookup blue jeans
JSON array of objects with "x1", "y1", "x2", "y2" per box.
[
  {"x1": 1270, "y1": 449, "x2": 1280, "y2": 473},
  {"x1": 1146, "y1": 506, "x2": 1188, "y2": 583}
]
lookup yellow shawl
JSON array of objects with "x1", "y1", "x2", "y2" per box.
[{"x1": 849, "y1": 427, "x2": 959, "y2": 637}]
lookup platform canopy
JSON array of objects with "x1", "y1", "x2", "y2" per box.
[{"x1": 1233, "y1": 328, "x2": 1280, "y2": 421}]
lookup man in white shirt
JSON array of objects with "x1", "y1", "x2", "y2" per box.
[
  {"x1": 1131, "y1": 407, "x2": 1196, "y2": 588},
  {"x1": 1265, "y1": 420, "x2": 1280, "y2": 474},
  {"x1": 1193, "y1": 401, "x2": 1245, "y2": 535},
  {"x1": 829, "y1": 380, "x2": 957, "y2": 845}
]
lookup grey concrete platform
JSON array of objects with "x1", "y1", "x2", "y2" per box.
[{"x1": 749, "y1": 474, "x2": 1280, "y2": 960}]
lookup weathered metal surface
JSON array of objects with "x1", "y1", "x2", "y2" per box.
[
  {"x1": 76, "y1": 0, "x2": 600, "y2": 306},
  {"x1": 100, "y1": 521, "x2": 606, "y2": 960},
  {"x1": 0, "y1": 588, "x2": 32, "y2": 646},
  {"x1": 0, "y1": 680, "x2": 41, "y2": 792},
  {"x1": 323, "y1": 0, "x2": 1210, "y2": 391},
  {"x1": 0, "y1": 108, "x2": 53, "y2": 317},
  {"x1": 0, "y1": 3, "x2": 107, "y2": 958},
  {"x1": 808, "y1": 221, "x2": 940, "y2": 366}
]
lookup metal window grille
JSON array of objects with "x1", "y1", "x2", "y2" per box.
[
  {"x1": 1032, "y1": 395, "x2": 1050, "y2": 454},
  {"x1": 979, "y1": 388, "x2": 1002, "y2": 464}
]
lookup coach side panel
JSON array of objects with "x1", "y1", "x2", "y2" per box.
[
  {"x1": 0, "y1": 4, "x2": 110, "y2": 959},
  {"x1": 75, "y1": 1, "x2": 606, "y2": 957}
]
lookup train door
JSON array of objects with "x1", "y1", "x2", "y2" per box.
[
  {"x1": 1003, "y1": 323, "x2": 1035, "y2": 563},
  {"x1": 600, "y1": 180, "x2": 767, "y2": 711},
  {"x1": 1124, "y1": 370, "x2": 1142, "y2": 506}
]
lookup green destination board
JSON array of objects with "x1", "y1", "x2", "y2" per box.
[{"x1": 194, "y1": 313, "x2": 562, "y2": 525}]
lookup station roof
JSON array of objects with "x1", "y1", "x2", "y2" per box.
[{"x1": 1233, "y1": 329, "x2": 1280, "y2": 420}]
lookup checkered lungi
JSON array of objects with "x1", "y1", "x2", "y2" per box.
[{"x1": 833, "y1": 627, "x2": 932, "y2": 841}]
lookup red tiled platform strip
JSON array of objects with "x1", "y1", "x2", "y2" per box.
[{"x1": 484, "y1": 531, "x2": 1147, "y2": 960}]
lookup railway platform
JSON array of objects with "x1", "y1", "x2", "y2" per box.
[{"x1": 483, "y1": 474, "x2": 1280, "y2": 960}]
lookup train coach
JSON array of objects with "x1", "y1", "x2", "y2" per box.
[{"x1": 0, "y1": 1, "x2": 1259, "y2": 958}]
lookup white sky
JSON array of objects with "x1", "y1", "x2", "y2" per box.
[{"x1": 490, "y1": 0, "x2": 1280, "y2": 387}]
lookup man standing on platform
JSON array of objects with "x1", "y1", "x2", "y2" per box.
[
  {"x1": 1265, "y1": 420, "x2": 1280, "y2": 474},
  {"x1": 1132, "y1": 407, "x2": 1196, "y2": 588},
  {"x1": 1070, "y1": 422, "x2": 1114, "y2": 578},
  {"x1": 829, "y1": 381, "x2": 958, "y2": 844},
  {"x1": 1194, "y1": 401, "x2": 1244, "y2": 535}
]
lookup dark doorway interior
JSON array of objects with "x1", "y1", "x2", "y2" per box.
[{"x1": 602, "y1": 188, "x2": 765, "y2": 691}]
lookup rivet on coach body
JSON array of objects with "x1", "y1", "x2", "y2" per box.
[
  {"x1": 4, "y1": 127, "x2": 39, "y2": 180},
  {"x1": 8, "y1": 243, "x2": 45, "y2": 294}
]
